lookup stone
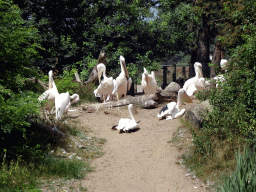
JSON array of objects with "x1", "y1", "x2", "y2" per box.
[
  {"x1": 160, "y1": 82, "x2": 180, "y2": 97},
  {"x1": 183, "y1": 100, "x2": 212, "y2": 128}
]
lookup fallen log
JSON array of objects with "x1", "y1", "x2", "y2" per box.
[{"x1": 82, "y1": 89, "x2": 177, "y2": 111}]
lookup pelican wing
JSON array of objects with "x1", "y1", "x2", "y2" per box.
[
  {"x1": 186, "y1": 84, "x2": 197, "y2": 97},
  {"x1": 112, "y1": 80, "x2": 120, "y2": 95},
  {"x1": 157, "y1": 102, "x2": 176, "y2": 118},
  {"x1": 55, "y1": 92, "x2": 70, "y2": 120},
  {"x1": 127, "y1": 77, "x2": 132, "y2": 91},
  {"x1": 166, "y1": 108, "x2": 186, "y2": 120}
]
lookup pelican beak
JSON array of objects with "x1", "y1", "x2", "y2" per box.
[
  {"x1": 98, "y1": 72, "x2": 101, "y2": 83},
  {"x1": 181, "y1": 91, "x2": 193, "y2": 103}
]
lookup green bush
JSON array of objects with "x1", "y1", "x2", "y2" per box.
[{"x1": 192, "y1": 34, "x2": 256, "y2": 162}]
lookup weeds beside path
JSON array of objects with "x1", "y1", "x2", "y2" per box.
[{"x1": 72, "y1": 105, "x2": 208, "y2": 192}]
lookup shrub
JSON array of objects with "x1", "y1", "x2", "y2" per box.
[{"x1": 192, "y1": 34, "x2": 256, "y2": 162}]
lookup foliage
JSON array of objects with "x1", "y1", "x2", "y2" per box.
[
  {"x1": 217, "y1": 147, "x2": 256, "y2": 192},
  {"x1": 156, "y1": 1, "x2": 193, "y2": 56},
  {"x1": 0, "y1": 86, "x2": 44, "y2": 161},
  {"x1": 0, "y1": 0, "x2": 40, "y2": 90},
  {"x1": 55, "y1": 69, "x2": 80, "y2": 95},
  {"x1": 0, "y1": 0, "x2": 47, "y2": 163},
  {"x1": 0, "y1": 157, "x2": 38, "y2": 191},
  {"x1": 186, "y1": 12, "x2": 256, "y2": 186},
  {"x1": 14, "y1": 0, "x2": 166, "y2": 73},
  {"x1": 220, "y1": 0, "x2": 256, "y2": 49}
]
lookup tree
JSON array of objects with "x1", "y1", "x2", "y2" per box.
[
  {"x1": 0, "y1": 0, "x2": 42, "y2": 161},
  {"x1": 0, "y1": 0, "x2": 40, "y2": 90},
  {"x1": 14, "y1": 0, "x2": 163, "y2": 78}
]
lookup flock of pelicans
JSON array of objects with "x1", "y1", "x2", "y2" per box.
[{"x1": 38, "y1": 56, "x2": 228, "y2": 133}]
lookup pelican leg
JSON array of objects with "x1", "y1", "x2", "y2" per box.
[{"x1": 103, "y1": 95, "x2": 106, "y2": 103}]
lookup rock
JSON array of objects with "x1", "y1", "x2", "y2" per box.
[
  {"x1": 164, "y1": 82, "x2": 181, "y2": 92},
  {"x1": 160, "y1": 82, "x2": 180, "y2": 97},
  {"x1": 141, "y1": 99, "x2": 158, "y2": 109},
  {"x1": 183, "y1": 100, "x2": 212, "y2": 128}
]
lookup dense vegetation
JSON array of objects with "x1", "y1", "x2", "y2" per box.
[{"x1": 0, "y1": 0, "x2": 256, "y2": 190}]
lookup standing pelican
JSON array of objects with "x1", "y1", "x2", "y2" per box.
[
  {"x1": 94, "y1": 63, "x2": 115, "y2": 102},
  {"x1": 141, "y1": 67, "x2": 157, "y2": 94},
  {"x1": 157, "y1": 88, "x2": 192, "y2": 120},
  {"x1": 55, "y1": 93, "x2": 79, "y2": 120},
  {"x1": 38, "y1": 70, "x2": 58, "y2": 102},
  {"x1": 183, "y1": 62, "x2": 209, "y2": 96},
  {"x1": 112, "y1": 104, "x2": 140, "y2": 133},
  {"x1": 112, "y1": 56, "x2": 128, "y2": 100}
]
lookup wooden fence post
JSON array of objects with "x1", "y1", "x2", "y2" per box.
[
  {"x1": 162, "y1": 65, "x2": 168, "y2": 89},
  {"x1": 172, "y1": 63, "x2": 176, "y2": 82}
]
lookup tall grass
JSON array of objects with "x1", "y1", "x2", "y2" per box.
[{"x1": 217, "y1": 147, "x2": 256, "y2": 192}]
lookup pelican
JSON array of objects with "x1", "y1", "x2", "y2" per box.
[
  {"x1": 94, "y1": 63, "x2": 115, "y2": 102},
  {"x1": 112, "y1": 56, "x2": 128, "y2": 100},
  {"x1": 220, "y1": 59, "x2": 228, "y2": 72},
  {"x1": 55, "y1": 93, "x2": 79, "y2": 120},
  {"x1": 157, "y1": 88, "x2": 192, "y2": 120},
  {"x1": 141, "y1": 67, "x2": 157, "y2": 94},
  {"x1": 112, "y1": 104, "x2": 140, "y2": 133},
  {"x1": 183, "y1": 62, "x2": 209, "y2": 96},
  {"x1": 212, "y1": 59, "x2": 228, "y2": 87},
  {"x1": 38, "y1": 70, "x2": 58, "y2": 102}
]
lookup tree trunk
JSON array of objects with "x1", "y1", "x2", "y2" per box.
[
  {"x1": 189, "y1": 47, "x2": 198, "y2": 78},
  {"x1": 197, "y1": 13, "x2": 211, "y2": 78},
  {"x1": 211, "y1": 40, "x2": 225, "y2": 76}
]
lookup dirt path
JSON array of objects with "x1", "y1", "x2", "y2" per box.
[{"x1": 75, "y1": 104, "x2": 207, "y2": 192}]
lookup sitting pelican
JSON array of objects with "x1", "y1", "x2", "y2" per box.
[
  {"x1": 141, "y1": 67, "x2": 157, "y2": 94},
  {"x1": 183, "y1": 62, "x2": 209, "y2": 96},
  {"x1": 112, "y1": 104, "x2": 140, "y2": 133},
  {"x1": 157, "y1": 88, "x2": 192, "y2": 120},
  {"x1": 94, "y1": 63, "x2": 114, "y2": 102},
  {"x1": 112, "y1": 56, "x2": 128, "y2": 100},
  {"x1": 55, "y1": 92, "x2": 79, "y2": 120},
  {"x1": 38, "y1": 70, "x2": 58, "y2": 102}
]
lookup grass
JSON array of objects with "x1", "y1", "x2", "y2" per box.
[
  {"x1": 0, "y1": 111, "x2": 106, "y2": 191},
  {"x1": 216, "y1": 147, "x2": 256, "y2": 192},
  {"x1": 169, "y1": 118, "x2": 241, "y2": 190}
]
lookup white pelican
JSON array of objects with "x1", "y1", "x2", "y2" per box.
[
  {"x1": 220, "y1": 59, "x2": 228, "y2": 72},
  {"x1": 141, "y1": 67, "x2": 157, "y2": 94},
  {"x1": 38, "y1": 70, "x2": 58, "y2": 102},
  {"x1": 94, "y1": 63, "x2": 115, "y2": 102},
  {"x1": 112, "y1": 104, "x2": 140, "y2": 133},
  {"x1": 183, "y1": 62, "x2": 209, "y2": 96},
  {"x1": 157, "y1": 88, "x2": 192, "y2": 120},
  {"x1": 55, "y1": 93, "x2": 79, "y2": 120},
  {"x1": 211, "y1": 59, "x2": 228, "y2": 87},
  {"x1": 112, "y1": 56, "x2": 128, "y2": 100}
]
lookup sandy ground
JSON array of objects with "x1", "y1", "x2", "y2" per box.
[{"x1": 70, "y1": 100, "x2": 208, "y2": 192}]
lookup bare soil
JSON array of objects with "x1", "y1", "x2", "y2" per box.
[{"x1": 68, "y1": 99, "x2": 208, "y2": 192}]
